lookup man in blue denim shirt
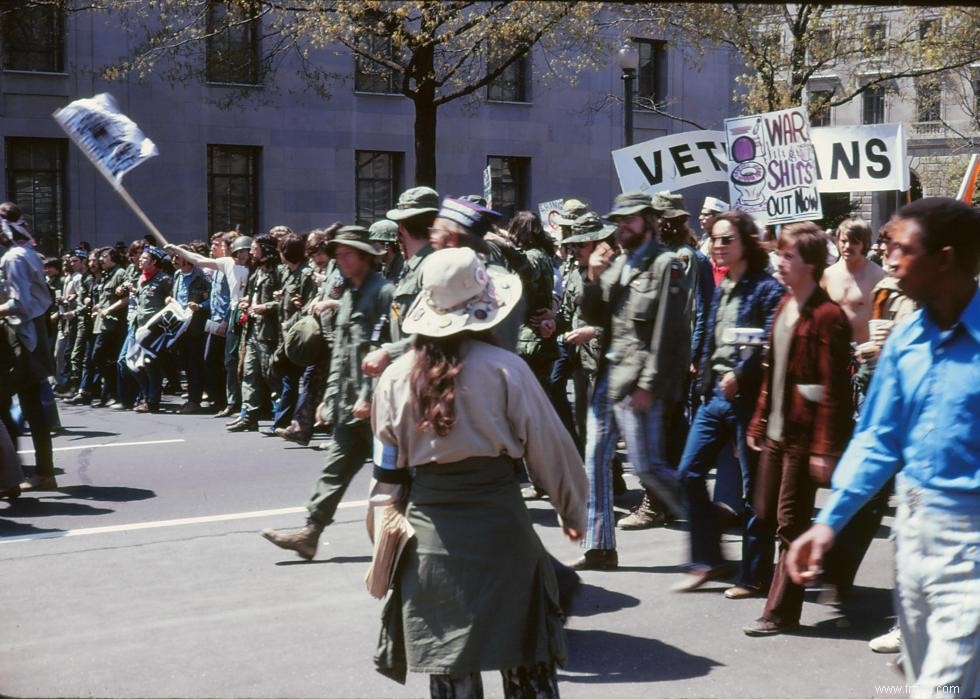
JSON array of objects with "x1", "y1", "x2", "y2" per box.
[{"x1": 789, "y1": 198, "x2": 980, "y2": 699}]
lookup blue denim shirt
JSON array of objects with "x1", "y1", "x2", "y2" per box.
[
  {"x1": 697, "y1": 269, "x2": 785, "y2": 401},
  {"x1": 817, "y1": 287, "x2": 980, "y2": 532},
  {"x1": 208, "y1": 269, "x2": 231, "y2": 324}
]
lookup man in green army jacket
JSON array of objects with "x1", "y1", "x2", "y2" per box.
[
  {"x1": 572, "y1": 192, "x2": 692, "y2": 570},
  {"x1": 361, "y1": 186, "x2": 439, "y2": 379},
  {"x1": 228, "y1": 235, "x2": 281, "y2": 432},
  {"x1": 129, "y1": 245, "x2": 173, "y2": 413},
  {"x1": 262, "y1": 226, "x2": 392, "y2": 560}
]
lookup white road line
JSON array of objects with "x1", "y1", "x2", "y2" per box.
[
  {"x1": 17, "y1": 438, "x2": 187, "y2": 454},
  {"x1": 0, "y1": 500, "x2": 368, "y2": 544}
]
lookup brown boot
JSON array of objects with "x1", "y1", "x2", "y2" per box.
[{"x1": 261, "y1": 520, "x2": 323, "y2": 560}]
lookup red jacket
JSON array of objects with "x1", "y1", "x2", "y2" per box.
[{"x1": 748, "y1": 287, "x2": 853, "y2": 458}]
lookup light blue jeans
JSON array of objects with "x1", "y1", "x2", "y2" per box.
[
  {"x1": 582, "y1": 374, "x2": 671, "y2": 551},
  {"x1": 894, "y1": 474, "x2": 979, "y2": 699}
]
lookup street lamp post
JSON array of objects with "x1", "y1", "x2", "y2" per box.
[{"x1": 619, "y1": 43, "x2": 639, "y2": 147}]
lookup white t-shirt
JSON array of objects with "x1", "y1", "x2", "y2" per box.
[{"x1": 213, "y1": 257, "x2": 250, "y2": 309}]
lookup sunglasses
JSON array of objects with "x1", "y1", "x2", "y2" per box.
[{"x1": 712, "y1": 235, "x2": 734, "y2": 246}]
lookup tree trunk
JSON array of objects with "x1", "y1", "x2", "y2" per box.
[{"x1": 413, "y1": 95, "x2": 438, "y2": 187}]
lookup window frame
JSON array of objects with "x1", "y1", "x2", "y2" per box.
[
  {"x1": 486, "y1": 155, "x2": 530, "y2": 225},
  {"x1": 205, "y1": 0, "x2": 261, "y2": 86},
  {"x1": 864, "y1": 22, "x2": 886, "y2": 52},
  {"x1": 861, "y1": 84, "x2": 886, "y2": 125},
  {"x1": 354, "y1": 150, "x2": 403, "y2": 226},
  {"x1": 353, "y1": 35, "x2": 401, "y2": 95},
  {"x1": 207, "y1": 144, "x2": 260, "y2": 238},
  {"x1": 634, "y1": 38, "x2": 668, "y2": 106},
  {"x1": 5, "y1": 137, "x2": 68, "y2": 256},
  {"x1": 915, "y1": 77, "x2": 942, "y2": 123},
  {"x1": 487, "y1": 54, "x2": 530, "y2": 103},
  {"x1": 1, "y1": 3, "x2": 65, "y2": 73},
  {"x1": 808, "y1": 89, "x2": 834, "y2": 127}
]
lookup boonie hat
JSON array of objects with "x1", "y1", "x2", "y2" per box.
[
  {"x1": 651, "y1": 191, "x2": 690, "y2": 220},
  {"x1": 605, "y1": 191, "x2": 661, "y2": 220},
  {"x1": 387, "y1": 186, "x2": 440, "y2": 222},
  {"x1": 436, "y1": 198, "x2": 501, "y2": 239},
  {"x1": 458, "y1": 194, "x2": 488, "y2": 207},
  {"x1": 553, "y1": 198, "x2": 589, "y2": 226},
  {"x1": 561, "y1": 213, "x2": 616, "y2": 245},
  {"x1": 701, "y1": 196, "x2": 729, "y2": 214},
  {"x1": 326, "y1": 225, "x2": 385, "y2": 256},
  {"x1": 368, "y1": 219, "x2": 399, "y2": 243},
  {"x1": 402, "y1": 248, "x2": 522, "y2": 338}
]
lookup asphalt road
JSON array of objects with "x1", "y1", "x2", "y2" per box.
[{"x1": 1, "y1": 399, "x2": 905, "y2": 698}]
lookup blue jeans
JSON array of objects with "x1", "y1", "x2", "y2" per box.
[
  {"x1": 583, "y1": 374, "x2": 670, "y2": 551},
  {"x1": 677, "y1": 387, "x2": 774, "y2": 588},
  {"x1": 548, "y1": 339, "x2": 581, "y2": 450},
  {"x1": 273, "y1": 363, "x2": 303, "y2": 428},
  {"x1": 116, "y1": 325, "x2": 140, "y2": 407},
  {"x1": 894, "y1": 475, "x2": 980, "y2": 699}
]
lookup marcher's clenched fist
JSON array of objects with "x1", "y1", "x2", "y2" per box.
[{"x1": 352, "y1": 399, "x2": 371, "y2": 421}]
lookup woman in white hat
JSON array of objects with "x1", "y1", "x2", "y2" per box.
[{"x1": 370, "y1": 247, "x2": 587, "y2": 698}]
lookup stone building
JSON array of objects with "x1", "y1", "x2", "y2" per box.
[{"x1": 0, "y1": 5, "x2": 741, "y2": 255}]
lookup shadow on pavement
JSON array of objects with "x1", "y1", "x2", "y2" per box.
[
  {"x1": 0, "y1": 519, "x2": 64, "y2": 538},
  {"x1": 797, "y1": 585, "x2": 895, "y2": 641},
  {"x1": 56, "y1": 426, "x2": 121, "y2": 440},
  {"x1": 568, "y1": 582, "x2": 640, "y2": 618},
  {"x1": 560, "y1": 628, "x2": 722, "y2": 683},
  {"x1": 274, "y1": 555, "x2": 372, "y2": 566},
  {"x1": 0, "y1": 497, "x2": 114, "y2": 518},
  {"x1": 57, "y1": 484, "x2": 156, "y2": 503},
  {"x1": 526, "y1": 507, "x2": 559, "y2": 528}
]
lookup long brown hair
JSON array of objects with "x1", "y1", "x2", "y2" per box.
[
  {"x1": 711, "y1": 210, "x2": 770, "y2": 274},
  {"x1": 410, "y1": 331, "x2": 495, "y2": 436}
]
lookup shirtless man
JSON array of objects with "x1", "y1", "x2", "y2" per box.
[{"x1": 821, "y1": 218, "x2": 884, "y2": 344}]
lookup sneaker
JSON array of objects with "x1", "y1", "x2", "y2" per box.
[
  {"x1": 134, "y1": 401, "x2": 150, "y2": 413},
  {"x1": 19, "y1": 475, "x2": 59, "y2": 491},
  {"x1": 111, "y1": 402, "x2": 132, "y2": 411},
  {"x1": 869, "y1": 627, "x2": 901, "y2": 654},
  {"x1": 521, "y1": 484, "x2": 547, "y2": 500}
]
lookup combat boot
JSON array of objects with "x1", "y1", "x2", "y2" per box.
[
  {"x1": 618, "y1": 492, "x2": 667, "y2": 530},
  {"x1": 261, "y1": 519, "x2": 323, "y2": 560}
]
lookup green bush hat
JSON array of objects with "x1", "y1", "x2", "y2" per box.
[
  {"x1": 553, "y1": 198, "x2": 590, "y2": 226},
  {"x1": 605, "y1": 191, "x2": 662, "y2": 220},
  {"x1": 651, "y1": 190, "x2": 690, "y2": 220},
  {"x1": 561, "y1": 213, "x2": 616, "y2": 244},
  {"x1": 386, "y1": 186, "x2": 440, "y2": 221},
  {"x1": 368, "y1": 219, "x2": 399, "y2": 243},
  {"x1": 326, "y1": 225, "x2": 385, "y2": 256}
]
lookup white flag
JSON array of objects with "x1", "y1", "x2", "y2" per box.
[{"x1": 53, "y1": 93, "x2": 158, "y2": 184}]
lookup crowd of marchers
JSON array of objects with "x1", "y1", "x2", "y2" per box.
[{"x1": 1, "y1": 188, "x2": 977, "y2": 699}]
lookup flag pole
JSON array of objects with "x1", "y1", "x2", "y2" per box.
[{"x1": 110, "y1": 180, "x2": 169, "y2": 248}]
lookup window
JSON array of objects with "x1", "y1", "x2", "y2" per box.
[
  {"x1": 972, "y1": 68, "x2": 980, "y2": 119},
  {"x1": 5, "y1": 138, "x2": 67, "y2": 256},
  {"x1": 354, "y1": 151, "x2": 402, "y2": 226},
  {"x1": 865, "y1": 23, "x2": 885, "y2": 52},
  {"x1": 487, "y1": 55, "x2": 529, "y2": 102},
  {"x1": 206, "y1": 0, "x2": 260, "y2": 84},
  {"x1": 808, "y1": 89, "x2": 833, "y2": 127},
  {"x1": 916, "y1": 77, "x2": 942, "y2": 123},
  {"x1": 207, "y1": 145, "x2": 260, "y2": 237},
  {"x1": 809, "y1": 29, "x2": 832, "y2": 64},
  {"x1": 1, "y1": 4, "x2": 64, "y2": 72},
  {"x1": 918, "y1": 18, "x2": 940, "y2": 41},
  {"x1": 354, "y1": 36, "x2": 400, "y2": 94},
  {"x1": 635, "y1": 39, "x2": 668, "y2": 105},
  {"x1": 862, "y1": 85, "x2": 885, "y2": 124},
  {"x1": 487, "y1": 156, "x2": 529, "y2": 224}
]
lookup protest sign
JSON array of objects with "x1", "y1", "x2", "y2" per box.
[
  {"x1": 483, "y1": 165, "x2": 493, "y2": 210},
  {"x1": 811, "y1": 124, "x2": 909, "y2": 193},
  {"x1": 54, "y1": 93, "x2": 168, "y2": 246},
  {"x1": 538, "y1": 199, "x2": 565, "y2": 235},
  {"x1": 612, "y1": 131, "x2": 728, "y2": 195},
  {"x1": 725, "y1": 107, "x2": 821, "y2": 225}
]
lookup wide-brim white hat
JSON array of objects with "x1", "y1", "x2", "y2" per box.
[{"x1": 401, "y1": 247, "x2": 522, "y2": 338}]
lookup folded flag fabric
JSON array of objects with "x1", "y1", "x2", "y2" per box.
[{"x1": 54, "y1": 93, "x2": 158, "y2": 184}]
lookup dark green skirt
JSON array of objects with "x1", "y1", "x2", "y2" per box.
[{"x1": 375, "y1": 456, "x2": 567, "y2": 683}]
